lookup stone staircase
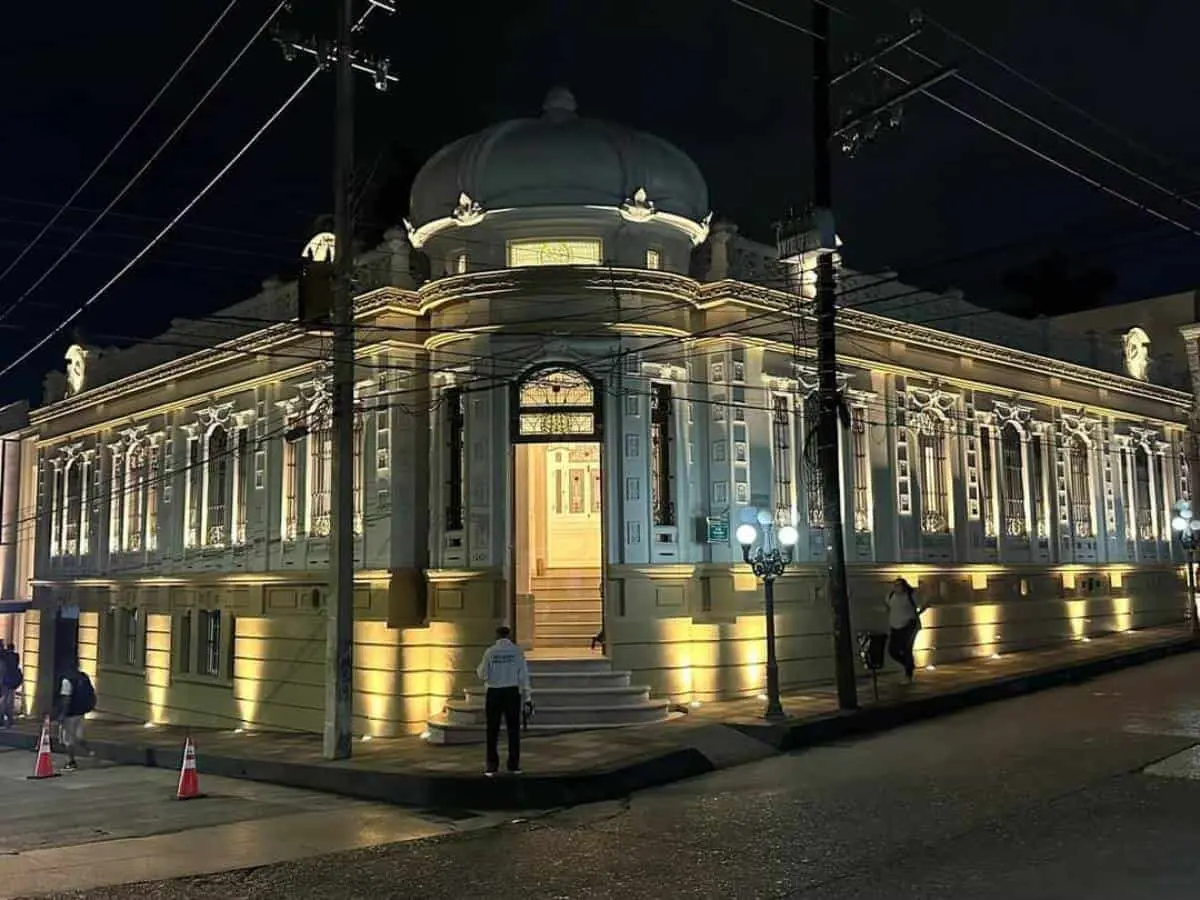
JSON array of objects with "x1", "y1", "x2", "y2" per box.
[
  {"x1": 423, "y1": 656, "x2": 672, "y2": 745},
  {"x1": 532, "y1": 570, "x2": 603, "y2": 649}
]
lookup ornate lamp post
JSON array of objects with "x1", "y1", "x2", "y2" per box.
[
  {"x1": 736, "y1": 510, "x2": 800, "y2": 721},
  {"x1": 1170, "y1": 499, "x2": 1200, "y2": 637}
]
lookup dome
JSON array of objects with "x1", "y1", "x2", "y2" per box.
[{"x1": 408, "y1": 88, "x2": 710, "y2": 237}]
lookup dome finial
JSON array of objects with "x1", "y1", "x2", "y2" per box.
[{"x1": 542, "y1": 86, "x2": 577, "y2": 118}]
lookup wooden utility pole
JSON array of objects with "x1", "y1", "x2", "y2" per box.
[
  {"x1": 811, "y1": 0, "x2": 858, "y2": 712},
  {"x1": 324, "y1": 0, "x2": 357, "y2": 761}
]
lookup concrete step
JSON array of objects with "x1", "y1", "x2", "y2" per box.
[
  {"x1": 529, "y1": 670, "x2": 631, "y2": 690},
  {"x1": 537, "y1": 625, "x2": 603, "y2": 642},
  {"x1": 465, "y1": 685, "x2": 652, "y2": 707},
  {"x1": 533, "y1": 597, "x2": 603, "y2": 609},
  {"x1": 527, "y1": 656, "x2": 613, "y2": 674},
  {"x1": 535, "y1": 611, "x2": 604, "y2": 626},
  {"x1": 532, "y1": 589, "x2": 602, "y2": 601},
  {"x1": 423, "y1": 716, "x2": 673, "y2": 746},
  {"x1": 442, "y1": 698, "x2": 672, "y2": 727}
]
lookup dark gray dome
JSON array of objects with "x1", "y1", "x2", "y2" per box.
[{"x1": 409, "y1": 88, "x2": 709, "y2": 229}]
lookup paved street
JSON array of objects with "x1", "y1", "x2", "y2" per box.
[
  {"x1": 0, "y1": 747, "x2": 506, "y2": 898},
  {"x1": 32, "y1": 650, "x2": 1200, "y2": 899}
]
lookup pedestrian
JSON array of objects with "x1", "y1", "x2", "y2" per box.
[
  {"x1": 55, "y1": 661, "x2": 96, "y2": 770},
  {"x1": 475, "y1": 625, "x2": 531, "y2": 777},
  {"x1": 884, "y1": 577, "x2": 925, "y2": 682},
  {"x1": 1, "y1": 642, "x2": 21, "y2": 727}
]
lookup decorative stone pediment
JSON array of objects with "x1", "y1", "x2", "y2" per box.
[
  {"x1": 1059, "y1": 411, "x2": 1100, "y2": 445},
  {"x1": 908, "y1": 384, "x2": 957, "y2": 417},
  {"x1": 620, "y1": 187, "x2": 656, "y2": 223},
  {"x1": 451, "y1": 192, "x2": 484, "y2": 226},
  {"x1": 196, "y1": 403, "x2": 235, "y2": 432}
]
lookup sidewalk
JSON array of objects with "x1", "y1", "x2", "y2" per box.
[{"x1": 0, "y1": 625, "x2": 1192, "y2": 811}]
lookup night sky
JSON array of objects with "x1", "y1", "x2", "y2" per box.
[{"x1": 3, "y1": 0, "x2": 1198, "y2": 401}]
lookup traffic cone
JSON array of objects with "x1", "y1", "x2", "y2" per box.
[
  {"x1": 175, "y1": 736, "x2": 203, "y2": 800},
  {"x1": 27, "y1": 715, "x2": 59, "y2": 780}
]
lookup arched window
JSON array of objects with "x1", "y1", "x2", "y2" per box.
[
  {"x1": 124, "y1": 443, "x2": 146, "y2": 552},
  {"x1": 206, "y1": 425, "x2": 229, "y2": 545},
  {"x1": 307, "y1": 407, "x2": 333, "y2": 538},
  {"x1": 1134, "y1": 444, "x2": 1153, "y2": 540},
  {"x1": 1067, "y1": 436, "x2": 1093, "y2": 538},
  {"x1": 514, "y1": 367, "x2": 600, "y2": 441},
  {"x1": 1000, "y1": 423, "x2": 1027, "y2": 538},
  {"x1": 64, "y1": 458, "x2": 82, "y2": 555},
  {"x1": 916, "y1": 413, "x2": 950, "y2": 534},
  {"x1": 802, "y1": 393, "x2": 824, "y2": 529}
]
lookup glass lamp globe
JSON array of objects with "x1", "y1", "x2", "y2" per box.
[
  {"x1": 756, "y1": 509, "x2": 774, "y2": 526},
  {"x1": 1190, "y1": 519, "x2": 1200, "y2": 533},
  {"x1": 1173, "y1": 516, "x2": 1187, "y2": 533},
  {"x1": 735, "y1": 523, "x2": 758, "y2": 547},
  {"x1": 778, "y1": 525, "x2": 800, "y2": 547},
  {"x1": 1183, "y1": 506, "x2": 1195, "y2": 521}
]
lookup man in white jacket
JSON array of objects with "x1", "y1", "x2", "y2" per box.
[{"x1": 476, "y1": 625, "x2": 531, "y2": 776}]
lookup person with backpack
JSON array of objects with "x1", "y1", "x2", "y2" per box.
[
  {"x1": 55, "y1": 661, "x2": 96, "y2": 770},
  {"x1": 884, "y1": 577, "x2": 927, "y2": 683},
  {"x1": 1, "y1": 643, "x2": 22, "y2": 727}
]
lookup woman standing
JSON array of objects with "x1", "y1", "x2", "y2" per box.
[{"x1": 885, "y1": 577, "x2": 925, "y2": 682}]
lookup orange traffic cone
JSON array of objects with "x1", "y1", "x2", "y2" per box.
[
  {"x1": 175, "y1": 736, "x2": 203, "y2": 800},
  {"x1": 27, "y1": 715, "x2": 59, "y2": 780}
]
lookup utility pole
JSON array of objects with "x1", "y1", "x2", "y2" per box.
[
  {"x1": 325, "y1": 0, "x2": 357, "y2": 761},
  {"x1": 811, "y1": 2, "x2": 858, "y2": 713}
]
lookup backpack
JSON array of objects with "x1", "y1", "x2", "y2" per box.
[{"x1": 72, "y1": 671, "x2": 96, "y2": 715}]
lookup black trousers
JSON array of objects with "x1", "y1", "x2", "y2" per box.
[
  {"x1": 485, "y1": 686, "x2": 522, "y2": 773},
  {"x1": 888, "y1": 622, "x2": 918, "y2": 679}
]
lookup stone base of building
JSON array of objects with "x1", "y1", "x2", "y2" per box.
[{"x1": 18, "y1": 563, "x2": 1186, "y2": 737}]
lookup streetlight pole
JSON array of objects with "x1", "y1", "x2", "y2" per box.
[
  {"x1": 1170, "y1": 499, "x2": 1200, "y2": 638},
  {"x1": 737, "y1": 513, "x2": 800, "y2": 720}
]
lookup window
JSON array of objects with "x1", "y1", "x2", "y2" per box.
[
  {"x1": 979, "y1": 428, "x2": 996, "y2": 538},
  {"x1": 199, "y1": 610, "x2": 222, "y2": 676},
  {"x1": 205, "y1": 425, "x2": 229, "y2": 545},
  {"x1": 1067, "y1": 436, "x2": 1093, "y2": 538},
  {"x1": 282, "y1": 418, "x2": 300, "y2": 540},
  {"x1": 186, "y1": 437, "x2": 202, "y2": 547},
  {"x1": 176, "y1": 609, "x2": 234, "y2": 681},
  {"x1": 307, "y1": 412, "x2": 332, "y2": 537},
  {"x1": 851, "y1": 407, "x2": 871, "y2": 533},
  {"x1": 916, "y1": 413, "x2": 950, "y2": 534},
  {"x1": 650, "y1": 383, "x2": 675, "y2": 527},
  {"x1": 124, "y1": 443, "x2": 145, "y2": 552},
  {"x1": 1000, "y1": 424, "x2": 1027, "y2": 538},
  {"x1": 446, "y1": 387, "x2": 465, "y2": 531},
  {"x1": 232, "y1": 428, "x2": 249, "y2": 545},
  {"x1": 515, "y1": 367, "x2": 599, "y2": 440},
  {"x1": 48, "y1": 461, "x2": 62, "y2": 557},
  {"x1": 453, "y1": 253, "x2": 468, "y2": 274},
  {"x1": 145, "y1": 443, "x2": 159, "y2": 551},
  {"x1": 507, "y1": 239, "x2": 603, "y2": 268},
  {"x1": 646, "y1": 248, "x2": 661, "y2": 270},
  {"x1": 162, "y1": 438, "x2": 174, "y2": 504},
  {"x1": 79, "y1": 453, "x2": 92, "y2": 554},
  {"x1": 771, "y1": 395, "x2": 794, "y2": 526},
  {"x1": 109, "y1": 450, "x2": 124, "y2": 551},
  {"x1": 803, "y1": 394, "x2": 824, "y2": 529},
  {"x1": 1031, "y1": 433, "x2": 1047, "y2": 538},
  {"x1": 353, "y1": 411, "x2": 364, "y2": 535},
  {"x1": 64, "y1": 458, "x2": 81, "y2": 555},
  {"x1": 103, "y1": 608, "x2": 144, "y2": 670},
  {"x1": 376, "y1": 409, "x2": 391, "y2": 472},
  {"x1": 1134, "y1": 445, "x2": 1153, "y2": 540},
  {"x1": 177, "y1": 611, "x2": 192, "y2": 674}
]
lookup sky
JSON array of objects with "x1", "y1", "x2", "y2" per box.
[{"x1": 2, "y1": 0, "x2": 1199, "y2": 402}]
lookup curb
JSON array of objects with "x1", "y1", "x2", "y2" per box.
[
  {"x1": 732, "y1": 636, "x2": 1198, "y2": 752},
  {"x1": 1, "y1": 638, "x2": 1191, "y2": 811}
]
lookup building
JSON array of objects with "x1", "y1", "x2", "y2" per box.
[
  {"x1": 20, "y1": 88, "x2": 1195, "y2": 738},
  {"x1": 0, "y1": 401, "x2": 33, "y2": 655}
]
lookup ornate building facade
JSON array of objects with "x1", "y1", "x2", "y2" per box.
[{"x1": 18, "y1": 89, "x2": 1195, "y2": 738}]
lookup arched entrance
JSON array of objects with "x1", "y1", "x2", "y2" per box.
[{"x1": 511, "y1": 365, "x2": 605, "y2": 651}]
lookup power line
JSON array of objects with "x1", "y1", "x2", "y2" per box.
[
  {"x1": 0, "y1": 0, "x2": 243, "y2": 295},
  {"x1": 0, "y1": 0, "x2": 290, "y2": 328},
  {"x1": 0, "y1": 66, "x2": 323, "y2": 385}
]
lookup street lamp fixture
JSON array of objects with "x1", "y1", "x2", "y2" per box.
[
  {"x1": 1170, "y1": 499, "x2": 1200, "y2": 637},
  {"x1": 737, "y1": 510, "x2": 799, "y2": 721}
]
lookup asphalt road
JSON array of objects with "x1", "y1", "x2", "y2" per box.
[{"x1": 30, "y1": 651, "x2": 1200, "y2": 899}]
